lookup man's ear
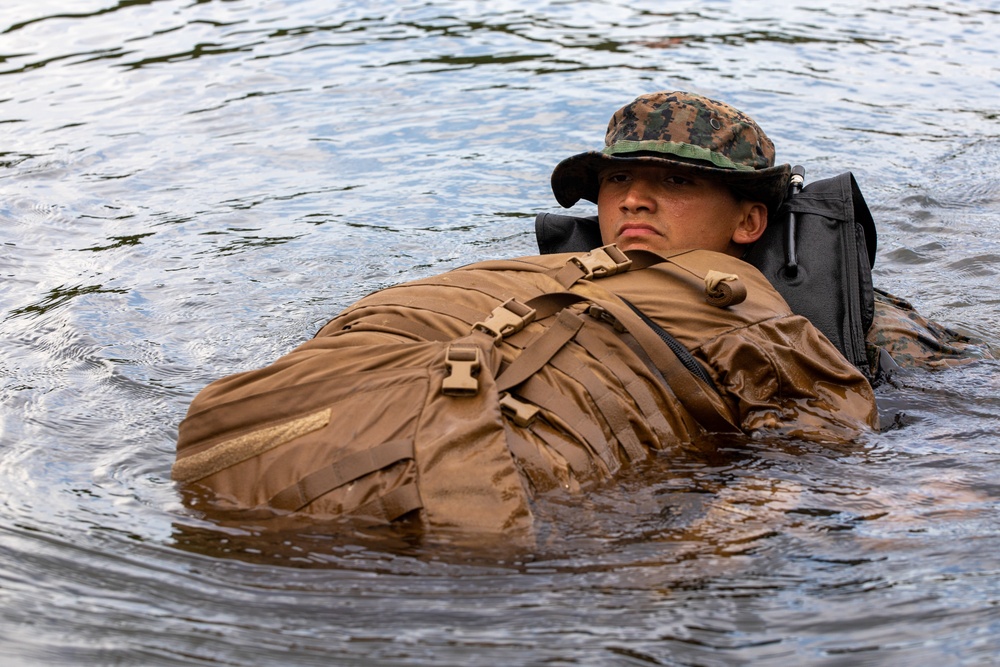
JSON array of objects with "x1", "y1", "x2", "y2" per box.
[{"x1": 731, "y1": 202, "x2": 768, "y2": 245}]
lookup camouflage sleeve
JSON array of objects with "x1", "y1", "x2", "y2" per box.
[{"x1": 865, "y1": 288, "x2": 994, "y2": 370}]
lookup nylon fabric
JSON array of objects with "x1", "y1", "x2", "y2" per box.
[
  {"x1": 174, "y1": 247, "x2": 878, "y2": 535},
  {"x1": 495, "y1": 309, "x2": 585, "y2": 392},
  {"x1": 268, "y1": 438, "x2": 415, "y2": 512}
]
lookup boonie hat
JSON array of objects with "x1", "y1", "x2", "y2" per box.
[{"x1": 551, "y1": 91, "x2": 791, "y2": 211}]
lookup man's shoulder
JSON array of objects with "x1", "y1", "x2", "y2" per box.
[{"x1": 649, "y1": 249, "x2": 791, "y2": 311}]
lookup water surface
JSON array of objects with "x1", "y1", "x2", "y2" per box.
[{"x1": 2, "y1": 1, "x2": 999, "y2": 664}]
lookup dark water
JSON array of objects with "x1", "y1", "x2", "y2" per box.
[{"x1": 2, "y1": 1, "x2": 1000, "y2": 664}]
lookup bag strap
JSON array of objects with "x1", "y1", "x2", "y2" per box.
[
  {"x1": 351, "y1": 483, "x2": 424, "y2": 523},
  {"x1": 268, "y1": 438, "x2": 416, "y2": 512},
  {"x1": 580, "y1": 293, "x2": 741, "y2": 434},
  {"x1": 571, "y1": 325, "x2": 679, "y2": 441},
  {"x1": 516, "y1": 375, "x2": 621, "y2": 476},
  {"x1": 494, "y1": 308, "x2": 584, "y2": 392},
  {"x1": 489, "y1": 290, "x2": 741, "y2": 435},
  {"x1": 548, "y1": 248, "x2": 742, "y2": 433},
  {"x1": 544, "y1": 336, "x2": 647, "y2": 462}
]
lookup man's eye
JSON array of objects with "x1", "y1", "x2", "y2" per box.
[
  {"x1": 664, "y1": 175, "x2": 691, "y2": 185},
  {"x1": 605, "y1": 172, "x2": 629, "y2": 183}
]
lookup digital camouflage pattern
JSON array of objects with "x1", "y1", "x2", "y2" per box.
[
  {"x1": 550, "y1": 91, "x2": 791, "y2": 211},
  {"x1": 866, "y1": 288, "x2": 994, "y2": 370},
  {"x1": 601, "y1": 92, "x2": 776, "y2": 171}
]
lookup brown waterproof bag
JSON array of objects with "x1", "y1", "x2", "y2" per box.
[{"x1": 173, "y1": 247, "x2": 741, "y2": 535}]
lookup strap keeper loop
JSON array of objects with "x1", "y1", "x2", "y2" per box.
[
  {"x1": 473, "y1": 298, "x2": 537, "y2": 345},
  {"x1": 704, "y1": 270, "x2": 747, "y2": 308},
  {"x1": 442, "y1": 344, "x2": 481, "y2": 396}
]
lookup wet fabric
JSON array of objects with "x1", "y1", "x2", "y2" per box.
[
  {"x1": 866, "y1": 288, "x2": 995, "y2": 370},
  {"x1": 174, "y1": 248, "x2": 878, "y2": 535}
]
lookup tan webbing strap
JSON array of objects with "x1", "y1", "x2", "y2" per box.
[
  {"x1": 624, "y1": 248, "x2": 693, "y2": 268},
  {"x1": 523, "y1": 291, "x2": 590, "y2": 320},
  {"x1": 517, "y1": 290, "x2": 676, "y2": 443},
  {"x1": 517, "y1": 376, "x2": 620, "y2": 476},
  {"x1": 620, "y1": 318, "x2": 738, "y2": 434},
  {"x1": 531, "y1": 417, "x2": 596, "y2": 477},
  {"x1": 586, "y1": 297, "x2": 741, "y2": 434},
  {"x1": 351, "y1": 482, "x2": 424, "y2": 523},
  {"x1": 379, "y1": 483, "x2": 424, "y2": 521},
  {"x1": 573, "y1": 326, "x2": 676, "y2": 442},
  {"x1": 503, "y1": 292, "x2": 592, "y2": 349},
  {"x1": 268, "y1": 439, "x2": 415, "y2": 512},
  {"x1": 614, "y1": 330, "x2": 703, "y2": 437},
  {"x1": 172, "y1": 408, "x2": 332, "y2": 483},
  {"x1": 546, "y1": 344, "x2": 646, "y2": 463},
  {"x1": 503, "y1": 424, "x2": 561, "y2": 489},
  {"x1": 494, "y1": 309, "x2": 585, "y2": 393}
]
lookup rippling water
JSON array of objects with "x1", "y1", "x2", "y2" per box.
[{"x1": 2, "y1": 1, "x2": 1000, "y2": 664}]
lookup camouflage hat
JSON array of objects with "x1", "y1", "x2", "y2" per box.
[{"x1": 551, "y1": 91, "x2": 791, "y2": 211}]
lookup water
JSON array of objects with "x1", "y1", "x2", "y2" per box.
[{"x1": 2, "y1": 0, "x2": 999, "y2": 664}]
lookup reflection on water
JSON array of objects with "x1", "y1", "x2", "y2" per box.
[{"x1": 2, "y1": 0, "x2": 999, "y2": 664}]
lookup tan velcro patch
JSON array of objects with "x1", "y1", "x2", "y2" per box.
[{"x1": 171, "y1": 408, "x2": 331, "y2": 483}]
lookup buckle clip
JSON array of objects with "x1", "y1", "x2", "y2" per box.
[
  {"x1": 570, "y1": 244, "x2": 632, "y2": 280},
  {"x1": 586, "y1": 304, "x2": 626, "y2": 333},
  {"x1": 473, "y1": 298, "x2": 536, "y2": 345},
  {"x1": 442, "y1": 344, "x2": 481, "y2": 396},
  {"x1": 499, "y1": 392, "x2": 540, "y2": 427}
]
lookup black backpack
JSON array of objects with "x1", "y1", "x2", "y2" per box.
[{"x1": 534, "y1": 170, "x2": 878, "y2": 379}]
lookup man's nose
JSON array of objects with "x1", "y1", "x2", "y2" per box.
[{"x1": 620, "y1": 178, "x2": 655, "y2": 212}]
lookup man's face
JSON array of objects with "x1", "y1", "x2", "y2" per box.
[{"x1": 596, "y1": 162, "x2": 762, "y2": 256}]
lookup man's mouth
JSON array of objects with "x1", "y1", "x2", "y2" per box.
[{"x1": 617, "y1": 223, "x2": 659, "y2": 238}]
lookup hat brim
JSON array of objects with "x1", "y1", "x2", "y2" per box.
[{"x1": 551, "y1": 151, "x2": 791, "y2": 211}]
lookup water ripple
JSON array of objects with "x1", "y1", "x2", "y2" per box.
[{"x1": 2, "y1": 1, "x2": 1000, "y2": 664}]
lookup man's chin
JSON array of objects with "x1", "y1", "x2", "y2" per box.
[{"x1": 614, "y1": 238, "x2": 669, "y2": 254}]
